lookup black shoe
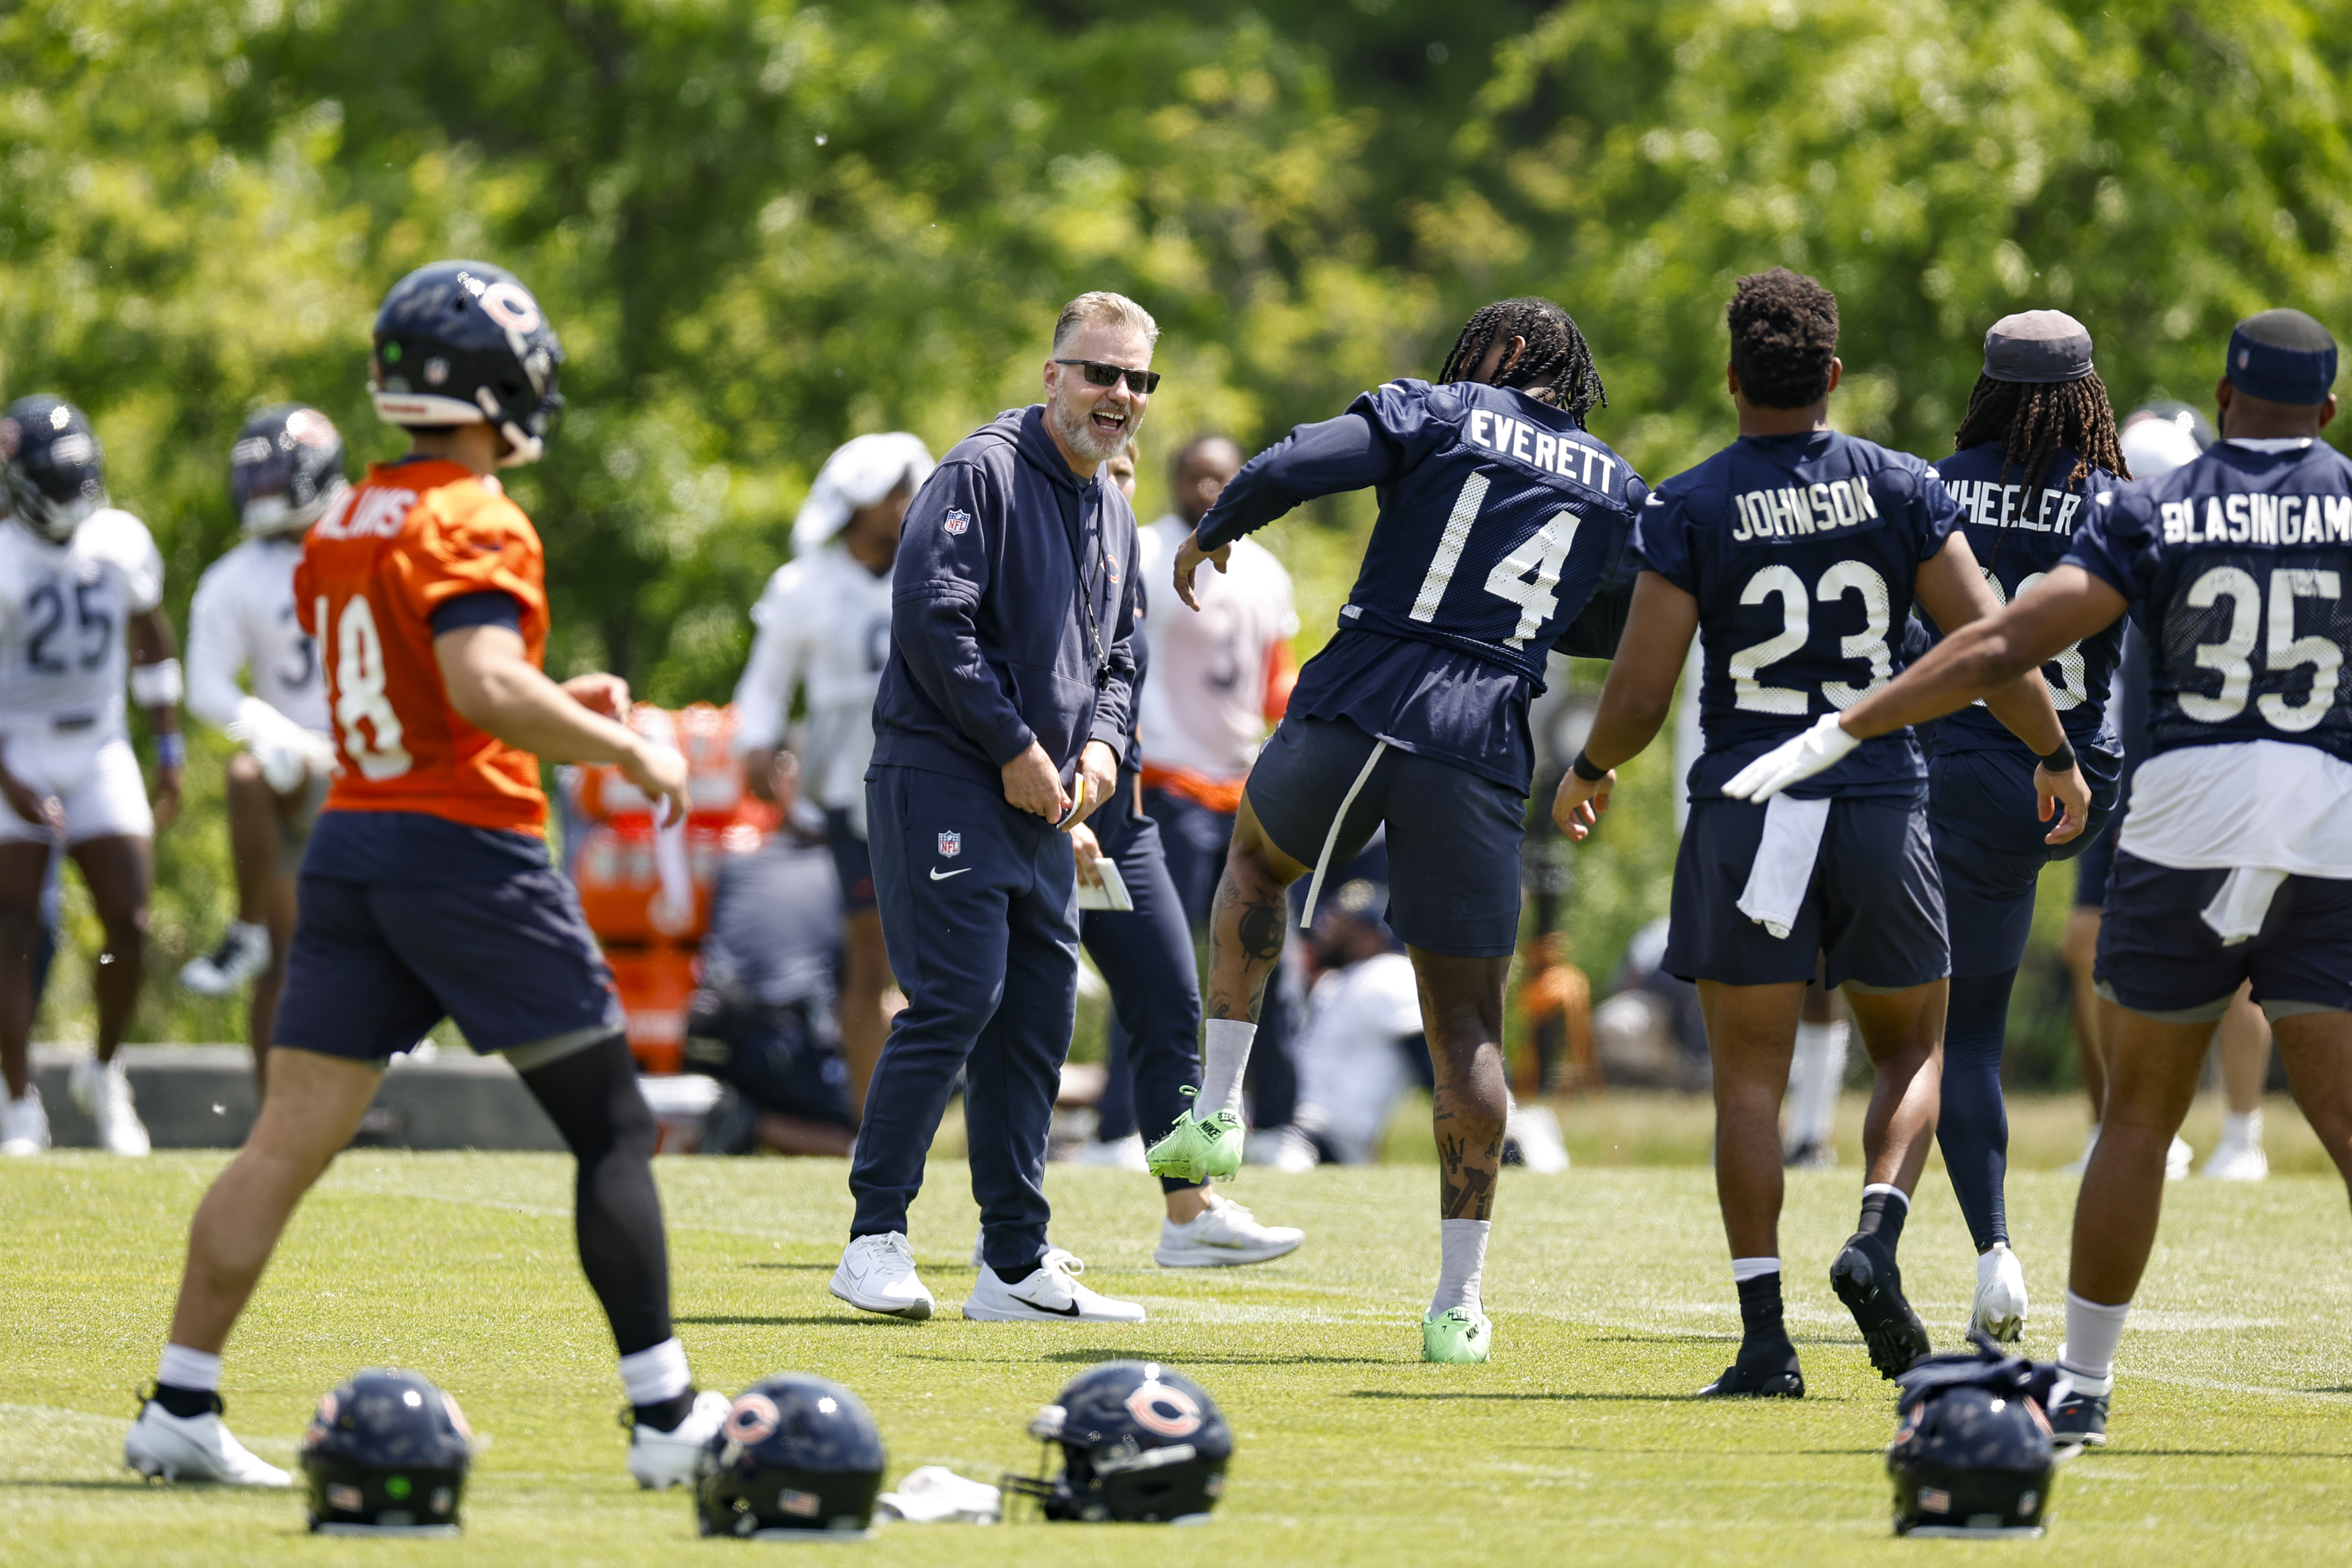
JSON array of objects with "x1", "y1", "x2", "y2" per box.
[
  {"x1": 2049, "y1": 1387, "x2": 2109, "y2": 1449},
  {"x1": 1698, "y1": 1338, "x2": 1805, "y2": 1398},
  {"x1": 1830, "y1": 1231, "x2": 1931, "y2": 1379}
]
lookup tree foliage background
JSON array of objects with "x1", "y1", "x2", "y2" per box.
[{"x1": 7, "y1": 0, "x2": 2349, "y2": 1071}]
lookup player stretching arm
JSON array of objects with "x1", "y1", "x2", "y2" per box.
[
  {"x1": 1720, "y1": 308, "x2": 2352, "y2": 1449},
  {"x1": 1552, "y1": 270, "x2": 2088, "y2": 1398},
  {"x1": 1164, "y1": 297, "x2": 1648, "y2": 1365},
  {"x1": 125, "y1": 261, "x2": 728, "y2": 1491}
]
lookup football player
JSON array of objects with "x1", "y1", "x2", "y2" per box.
[
  {"x1": 125, "y1": 261, "x2": 726, "y2": 1489},
  {"x1": 0, "y1": 396, "x2": 183, "y2": 1157},
  {"x1": 731, "y1": 430, "x2": 933, "y2": 1125},
  {"x1": 1725, "y1": 307, "x2": 2352, "y2": 1448},
  {"x1": 178, "y1": 405, "x2": 347, "y2": 1085},
  {"x1": 1552, "y1": 270, "x2": 2088, "y2": 1395},
  {"x1": 1911, "y1": 312, "x2": 2132, "y2": 1343},
  {"x1": 1161, "y1": 296, "x2": 1648, "y2": 1363}
]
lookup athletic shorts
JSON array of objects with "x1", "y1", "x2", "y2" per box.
[
  {"x1": 1665, "y1": 797, "x2": 1949, "y2": 990},
  {"x1": 1928, "y1": 744, "x2": 2122, "y2": 978},
  {"x1": 1245, "y1": 716, "x2": 1523, "y2": 958},
  {"x1": 0, "y1": 730, "x2": 153, "y2": 846},
  {"x1": 274, "y1": 868, "x2": 625, "y2": 1063},
  {"x1": 2073, "y1": 803, "x2": 2122, "y2": 908},
  {"x1": 2094, "y1": 850, "x2": 2352, "y2": 1023},
  {"x1": 823, "y1": 807, "x2": 877, "y2": 913}
]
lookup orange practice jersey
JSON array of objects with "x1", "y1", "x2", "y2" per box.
[{"x1": 296, "y1": 459, "x2": 553, "y2": 835}]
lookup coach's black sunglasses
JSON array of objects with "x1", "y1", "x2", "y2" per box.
[{"x1": 1055, "y1": 358, "x2": 1161, "y2": 394}]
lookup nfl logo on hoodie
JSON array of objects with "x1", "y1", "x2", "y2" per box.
[
  {"x1": 943, "y1": 508, "x2": 971, "y2": 535},
  {"x1": 938, "y1": 832, "x2": 962, "y2": 858}
]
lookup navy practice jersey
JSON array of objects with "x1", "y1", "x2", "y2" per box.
[
  {"x1": 2067, "y1": 440, "x2": 2352, "y2": 765},
  {"x1": 1918, "y1": 441, "x2": 2124, "y2": 755},
  {"x1": 1194, "y1": 378, "x2": 1646, "y2": 790},
  {"x1": 1639, "y1": 429, "x2": 1958, "y2": 800}
]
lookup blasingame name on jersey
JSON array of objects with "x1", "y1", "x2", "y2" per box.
[{"x1": 2155, "y1": 491, "x2": 2352, "y2": 546}]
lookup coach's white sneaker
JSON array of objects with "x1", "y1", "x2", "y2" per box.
[
  {"x1": 1155, "y1": 1193, "x2": 1305, "y2": 1267},
  {"x1": 1505, "y1": 1101, "x2": 1571, "y2": 1174},
  {"x1": 829, "y1": 1232, "x2": 934, "y2": 1320},
  {"x1": 1074, "y1": 1132, "x2": 1150, "y2": 1170},
  {"x1": 72, "y1": 1057, "x2": 151, "y2": 1157},
  {"x1": 1971, "y1": 1242, "x2": 2030, "y2": 1343},
  {"x1": 179, "y1": 920, "x2": 271, "y2": 997},
  {"x1": 1, "y1": 1090, "x2": 49, "y2": 1156},
  {"x1": 962, "y1": 1251, "x2": 1146, "y2": 1322},
  {"x1": 626, "y1": 1388, "x2": 729, "y2": 1490},
  {"x1": 124, "y1": 1398, "x2": 291, "y2": 1486}
]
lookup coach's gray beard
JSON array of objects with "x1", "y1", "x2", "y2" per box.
[{"x1": 1050, "y1": 391, "x2": 1138, "y2": 464}]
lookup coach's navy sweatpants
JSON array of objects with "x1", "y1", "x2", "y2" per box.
[
  {"x1": 849, "y1": 764, "x2": 1078, "y2": 1274},
  {"x1": 1086, "y1": 775, "x2": 1204, "y2": 1192}
]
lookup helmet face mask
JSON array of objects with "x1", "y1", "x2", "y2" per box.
[
  {"x1": 230, "y1": 403, "x2": 349, "y2": 537},
  {"x1": 692, "y1": 1374, "x2": 886, "y2": 1540},
  {"x1": 1, "y1": 396, "x2": 108, "y2": 544},
  {"x1": 369, "y1": 260, "x2": 564, "y2": 468},
  {"x1": 298, "y1": 1369, "x2": 474, "y2": 1537},
  {"x1": 1002, "y1": 1362, "x2": 1231, "y2": 1525}
]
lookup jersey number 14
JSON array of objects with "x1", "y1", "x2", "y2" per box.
[
  {"x1": 1409, "y1": 474, "x2": 1584, "y2": 649},
  {"x1": 317, "y1": 594, "x2": 413, "y2": 780}
]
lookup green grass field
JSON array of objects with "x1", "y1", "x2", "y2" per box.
[{"x1": 5, "y1": 1119, "x2": 2350, "y2": 1566}]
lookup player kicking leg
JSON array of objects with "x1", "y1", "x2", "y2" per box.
[
  {"x1": 1551, "y1": 270, "x2": 2087, "y2": 1392},
  {"x1": 125, "y1": 260, "x2": 724, "y2": 1488},
  {"x1": 1152, "y1": 298, "x2": 1653, "y2": 1361}
]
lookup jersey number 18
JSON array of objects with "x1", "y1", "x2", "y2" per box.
[{"x1": 317, "y1": 594, "x2": 413, "y2": 780}]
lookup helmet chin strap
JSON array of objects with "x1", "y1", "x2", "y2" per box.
[{"x1": 494, "y1": 421, "x2": 543, "y2": 467}]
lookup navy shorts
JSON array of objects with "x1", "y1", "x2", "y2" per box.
[
  {"x1": 1928, "y1": 744, "x2": 2122, "y2": 978},
  {"x1": 1246, "y1": 716, "x2": 1524, "y2": 958},
  {"x1": 2095, "y1": 850, "x2": 2352, "y2": 1022},
  {"x1": 274, "y1": 869, "x2": 624, "y2": 1061},
  {"x1": 1665, "y1": 797, "x2": 1949, "y2": 989},
  {"x1": 2073, "y1": 804, "x2": 2122, "y2": 908},
  {"x1": 824, "y1": 808, "x2": 878, "y2": 913}
]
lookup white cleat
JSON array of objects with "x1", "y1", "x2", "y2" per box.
[
  {"x1": 1505, "y1": 1101, "x2": 1571, "y2": 1174},
  {"x1": 829, "y1": 1232, "x2": 935, "y2": 1320},
  {"x1": 1074, "y1": 1133, "x2": 1150, "y2": 1170},
  {"x1": 626, "y1": 1388, "x2": 729, "y2": 1490},
  {"x1": 179, "y1": 921, "x2": 272, "y2": 997},
  {"x1": 2165, "y1": 1135, "x2": 2194, "y2": 1182},
  {"x1": 1155, "y1": 1192, "x2": 1305, "y2": 1268},
  {"x1": 124, "y1": 1399, "x2": 291, "y2": 1486},
  {"x1": 1971, "y1": 1242, "x2": 2030, "y2": 1343},
  {"x1": 1, "y1": 1090, "x2": 50, "y2": 1156},
  {"x1": 2203, "y1": 1140, "x2": 2269, "y2": 1182},
  {"x1": 72, "y1": 1057, "x2": 151, "y2": 1157},
  {"x1": 962, "y1": 1250, "x2": 1146, "y2": 1322}
]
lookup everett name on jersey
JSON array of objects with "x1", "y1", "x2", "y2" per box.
[
  {"x1": 1639, "y1": 429, "x2": 1959, "y2": 800},
  {"x1": 295, "y1": 458, "x2": 551, "y2": 834},
  {"x1": 1195, "y1": 378, "x2": 1646, "y2": 792}
]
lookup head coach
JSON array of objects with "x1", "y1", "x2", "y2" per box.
[{"x1": 828, "y1": 292, "x2": 1158, "y2": 1324}]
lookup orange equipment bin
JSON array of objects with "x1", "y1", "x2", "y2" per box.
[{"x1": 566, "y1": 702, "x2": 777, "y2": 1073}]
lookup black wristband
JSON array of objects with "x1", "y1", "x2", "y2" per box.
[
  {"x1": 2036, "y1": 736, "x2": 2078, "y2": 773},
  {"x1": 1570, "y1": 749, "x2": 1610, "y2": 783}
]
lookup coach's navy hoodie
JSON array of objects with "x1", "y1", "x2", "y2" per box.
[{"x1": 869, "y1": 404, "x2": 1139, "y2": 790}]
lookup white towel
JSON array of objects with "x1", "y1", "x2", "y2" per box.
[
  {"x1": 2200, "y1": 866, "x2": 2289, "y2": 946},
  {"x1": 1735, "y1": 794, "x2": 1831, "y2": 940},
  {"x1": 873, "y1": 1465, "x2": 1002, "y2": 1524}
]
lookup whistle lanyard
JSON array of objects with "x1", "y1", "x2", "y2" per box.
[{"x1": 1070, "y1": 490, "x2": 1111, "y2": 690}]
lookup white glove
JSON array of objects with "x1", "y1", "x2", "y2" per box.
[
  {"x1": 229, "y1": 697, "x2": 336, "y2": 795},
  {"x1": 1721, "y1": 712, "x2": 1860, "y2": 802}
]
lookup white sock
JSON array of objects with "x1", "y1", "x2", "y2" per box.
[
  {"x1": 2222, "y1": 1109, "x2": 2263, "y2": 1148},
  {"x1": 1784, "y1": 1020, "x2": 1849, "y2": 1151},
  {"x1": 1430, "y1": 1218, "x2": 1491, "y2": 1316},
  {"x1": 618, "y1": 1336, "x2": 692, "y2": 1407},
  {"x1": 2057, "y1": 1290, "x2": 2130, "y2": 1390},
  {"x1": 157, "y1": 1344, "x2": 222, "y2": 1393},
  {"x1": 1199, "y1": 1019, "x2": 1256, "y2": 1122},
  {"x1": 1730, "y1": 1255, "x2": 1781, "y2": 1284}
]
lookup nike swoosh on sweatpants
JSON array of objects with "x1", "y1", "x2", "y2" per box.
[{"x1": 930, "y1": 867, "x2": 972, "y2": 881}]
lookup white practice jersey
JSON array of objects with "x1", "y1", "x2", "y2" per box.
[
  {"x1": 1294, "y1": 951, "x2": 1424, "y2": 1163},
  {"x1": 730, "y1": 546, "x2": 895, "y2": 812},
  {"x1": 0, "y1": 510, "x2": 164, "y2": 737},
  {"x1": 1137, "y1": 514, "x2": 1297, "y2": 780},
  {"x1": 185, "y1": 534, "x2": 327, "y2": 735}
]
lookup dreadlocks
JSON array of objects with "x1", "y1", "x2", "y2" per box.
[
  {"x1": 1437, "y1": 297, "x2": 1607, "y2": 422},
  {"x1": 1951, "y1": 372, "x2": 2132, "y2": 493}
]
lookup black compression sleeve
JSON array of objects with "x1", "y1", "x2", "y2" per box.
[{"x1": 519, "y1": 1034, "x2": 674, "y2": 1356}]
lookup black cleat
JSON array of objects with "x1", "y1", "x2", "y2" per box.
[
  {"x1": 1698, "y1": 1338, "x2": 1805, "y2": 1398},
  {"x1": 2048, "y1": 1387, "x2": 2109, "y2": 1449},
  {"x1": 1830, "y1": 1231, "x2": 1931, "y2": 1379}
]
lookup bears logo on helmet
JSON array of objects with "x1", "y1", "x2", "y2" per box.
[
  {"x1": 1, "y1": 395, "x2": 107, "y2": 543},
  {"x1": 1004, "y1": 1362, "x2": 1231, "y2": 1525},
  {"x1": 369, "y1": 259, "x2": 564, "y2": 469},
  {"x1": 693, "y1": 1374, "x2": 886, "y2": 1541}
]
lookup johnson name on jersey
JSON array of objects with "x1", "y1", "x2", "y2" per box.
[
  {"x1": 186, "y1": 535, "x2": 327, "y2": 736},
  {"x1": 0, "y1": 509, "x2": 165, "y2": 733},
  {"x1": 1639, "y1": 429, "x2": 1957, "y2": 799},
  {"x1": 1919, "y1": 441, "x2": 2124, "y2": 753},
  {"x1": 2068, "y1": 440, "x2": 2352, "y2": 763},
  {"x1": 729, "y1": 547, "x2": 894, "y2": 812}
]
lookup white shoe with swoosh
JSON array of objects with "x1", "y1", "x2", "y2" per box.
[{"x1": 961, "y1": 1251, "x2": 1145, "y2": 1322}]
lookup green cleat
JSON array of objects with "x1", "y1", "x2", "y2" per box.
[
  {"x1": 1421, "y1": 1306, "x2": 1492, "y2": 1364},
  {"x1": 1146, "y1": 1088, "x2": 1243, "y2": 1183}
]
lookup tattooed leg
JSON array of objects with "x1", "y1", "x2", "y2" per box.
[
  {"x1": 1204, "y1": 799, "x2": 1309, "y2": 1025},
  {"x1": 1414, "y1": 949, "x2": 1514, "y2": 1221}
]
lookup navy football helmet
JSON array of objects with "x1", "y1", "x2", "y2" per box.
[
  {"x1": 298, "y1": 1369, "x2": 474, "y2": 1536},
  {"x1": 694, "y1": 1374, "x2": 886, "y2": 1539},
  {"x1": 369, "y1": 259, "x2": 563, "y2": 467},
  {"x1": 1887, "y1": 1336, "x2": 2060, "y2": 1538},
  {"x1": 229, "y1": 403, "x2": 349, "y2": 537},
  {"x1": 1004, "y1": 1362, "x2": 1231, "y2": 1523},
  {"x1": 0, "y1": 395, "x2": 107, "y2": 543}
]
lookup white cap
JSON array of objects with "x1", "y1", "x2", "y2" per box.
[
  {"x1": 2119, "y1": 412, "x2": 2204, "y2": 480},
  {"x1": 791, "y1": 432, "x2": 936, "y2": 556}
]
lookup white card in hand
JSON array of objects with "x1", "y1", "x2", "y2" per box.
[{"x1": 1076, "y1": 857, "x2": 1134, "y2": 912}]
